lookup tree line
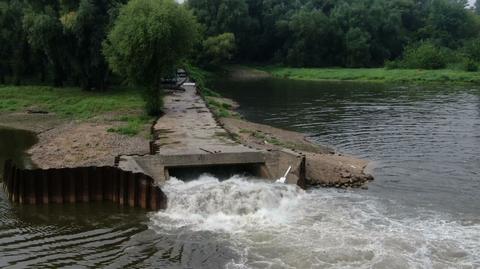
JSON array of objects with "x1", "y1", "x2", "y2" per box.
[
  {"x1": 1, "y1": 0, "x2": 480, "y2": 114},
  {"x1": 0, "y1": 0, "x2": 199, "y2": 115},
  {"x1": 0, "y1": 0, "x2": 133, "y2": 89},
  {"x1": 189, "y1": 0, "x2": 480, "y2": 68}
]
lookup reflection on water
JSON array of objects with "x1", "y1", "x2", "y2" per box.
[{"x1": 213, "y1": 78, "x2": 480, "y2": 215}]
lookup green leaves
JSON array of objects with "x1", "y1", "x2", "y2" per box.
[
  {"x1": 103, "y1": 0, "x2": 200, "y2": 115},
  {"x1": 202, "y1": 33, "x2": 236, "y2": 65}
]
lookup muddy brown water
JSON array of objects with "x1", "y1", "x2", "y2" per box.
[{"x1": 1, "y1": 75, "x2": 480, "y2": 268}]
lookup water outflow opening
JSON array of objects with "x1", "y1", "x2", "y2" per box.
[{"x1": 167, "y1": 163, "x2": 264, "y2": 182}]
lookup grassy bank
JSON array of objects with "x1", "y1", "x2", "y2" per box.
[
  {"x1": 186, "y1": 65, "x2": 240, "y2": 118},
  {"x1": 0, "y1": 85, "x2": 153, "y2": 136},
  {"x1": 259, "y1": 66, "x2": 480, "y2": 84}
]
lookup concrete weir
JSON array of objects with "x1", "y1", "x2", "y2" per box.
[
  {"x1": 118, "y1": 82, "x2": 306, "y2": 186},
  {"x1": 1, "y1": 79, "x2": 306, "y2": 210}
]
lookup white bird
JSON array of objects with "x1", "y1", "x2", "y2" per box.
[{"x1": 276, "y1": 166, "x2": 292, "y2": 184}]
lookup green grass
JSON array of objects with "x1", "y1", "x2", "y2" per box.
[
  {"x1": 259, "y1": 66, "x2": 480, "y2": 84},
  {"x1": 0, "y1": 85, "x2": 145, "y2": 118},
  {"x1": 0, "y1": 85, "x2": 152, "y2": 136},
  {"x1": 205, "y1": 97, "x2": 232, "y2": 118},
  {"x1": 107, "y1": 115, "x2": 153, "y2": 137}
]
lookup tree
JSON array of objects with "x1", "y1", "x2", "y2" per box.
[
  {"x1": 286, "y1": 9, "x2": 340, "y2": 67},
  {"x1": 476, "y1": 0, "x2": 480, "y2": 14},
  {"x1": 202, "y1": 32, "x2": 236, "y2": 65},
  {"x1": 65, "y1": 0, "x2": 127, "y2": 90},
  {"x1": 420, "y1": 0, "x2": 474, "y2": 48},
  {"x1": 23, "y1": 7, "x2": 68, "y2": 87},
  {"x1": 345, "y1": 27, "x2": 371, "y2": 67},
  {"x1": 0, "y1": 0, "x2": 33, "y2": 85},
  {"x1": 104, "y1": 0, "x2": 200, "y2": 115}
]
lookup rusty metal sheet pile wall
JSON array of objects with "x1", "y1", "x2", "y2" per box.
[{"x1": 2, "y1": 160, "x2": 167, "y2": 211}]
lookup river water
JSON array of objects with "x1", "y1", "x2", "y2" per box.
[{"x1": 1, "y1": 77, "x2": 480, "y2": 268}]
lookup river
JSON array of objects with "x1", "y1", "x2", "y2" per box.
[{"x1": 1, "y1": 77, "x2": 480, "y2": 268}]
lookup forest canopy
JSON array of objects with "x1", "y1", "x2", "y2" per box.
[
  {"x1": 188, "y1": 0, "x2": 480, "y2": 68},
  {"x1": 0, "y1": 0, "x2": 479, "y2": 91}
]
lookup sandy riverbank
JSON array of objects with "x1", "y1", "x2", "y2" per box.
[{"x1": 0, "y1": 112, "x2": 150, "y2": 168}]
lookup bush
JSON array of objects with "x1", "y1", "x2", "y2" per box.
[
  {"x1": 462, "y1": 58, "x2": 479, "y2": 72},
  {"x1": 463, "y1": 38, "x2": 480, "y2": 62},
  {"x1": 401, "y1": 42, "x2": 448, "y2": 69},
  {"x1": 384, "y1": 60, "x2": 401, "y2": 69},
  {"x1": 202, "y1": 33, "x2": 236, "y2": 66}
]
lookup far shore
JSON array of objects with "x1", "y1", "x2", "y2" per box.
[{"x1": 253, "y1": 66, "x2": 480, "y2": 84}]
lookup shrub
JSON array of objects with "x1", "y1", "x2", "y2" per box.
[
  {"x1": 401, "y1": 42, "x2": 448, "y2": 69},
  {"x1": 202, "y1": 33, "x2": 236, "y2": 66},
  {"x1": 384, "y1": 60, "x2": 401, "y2": 69},
  {"x1": 463, "y1": 38, "x2": 480, "y2": 62},
  {"x1": 462, "y1": 58, "x2": 479, "y2": 72}
]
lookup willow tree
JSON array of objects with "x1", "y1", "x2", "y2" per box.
[{"x1": 103, "y1": 0, "x2": 200, "y2": 115}]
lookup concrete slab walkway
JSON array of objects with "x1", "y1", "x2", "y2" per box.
[
  {"x1": 151, "y1": 83, "x2": 258, "y2": 155},
  {"x1": 118, "y1": 82, "x2": 281, "y2": 184}
]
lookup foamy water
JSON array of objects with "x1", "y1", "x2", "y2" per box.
[{"x1": 151, "y1": 175, "x2": 480, "y2": 268}]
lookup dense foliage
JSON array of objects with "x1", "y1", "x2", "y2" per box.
[
  {"x1": 0, "y1": 0, "x2": 479, "y2": 93},
  {"x1": 0, "y1": 0, "x2": 129, "y2": 89},
  {"x1": 104, "y1": 0, "x2": 199, "y2": 115},
  {"x1": 201, "y1": 33, "x2": 236, "y2": 66},
  {"x1": 188, "y1": 0, "x2": 480, "y2": 68}
]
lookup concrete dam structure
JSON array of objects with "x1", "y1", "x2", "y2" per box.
[
  {"x1": 118, "y1": 82, "x2": 307, "y2": 186},
  {"x1": 2, "y1": 80, "x2": 306, "y2": 210},
  {"x1": 3, "y1": 78, "x2": 371, "y2": 211}
]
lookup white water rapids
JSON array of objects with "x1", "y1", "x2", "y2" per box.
[{"x1": 150, "y1": 175, "x2": 480, "y2": 268}]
